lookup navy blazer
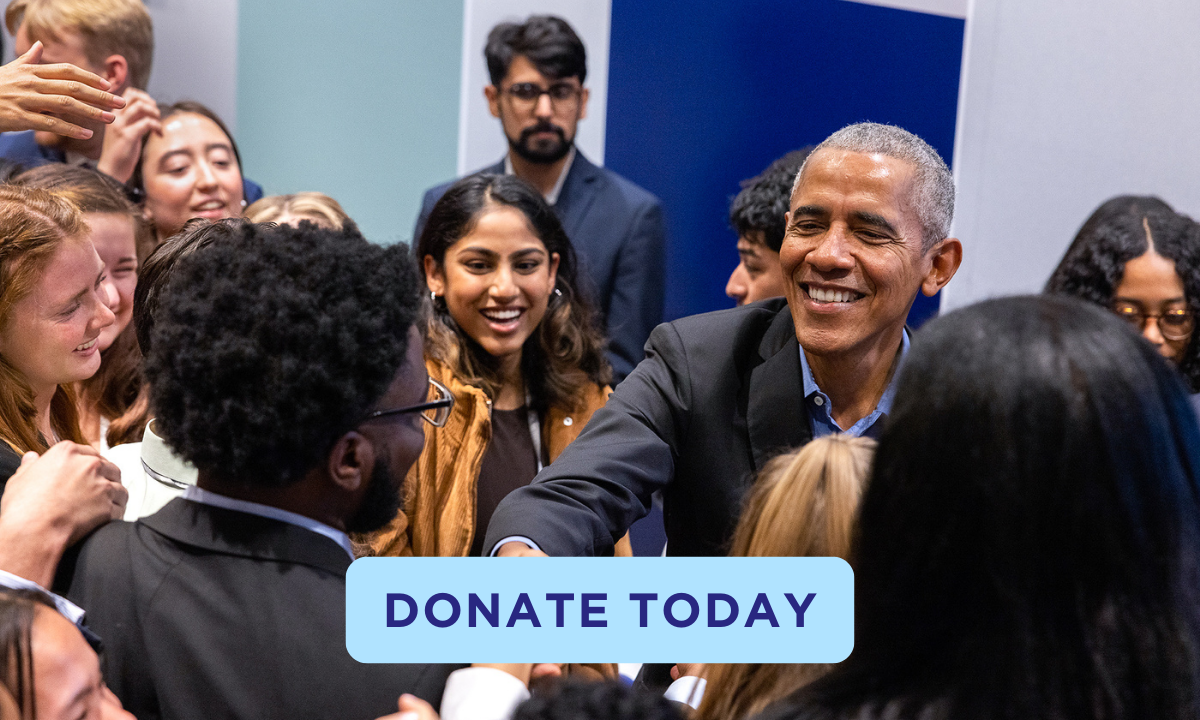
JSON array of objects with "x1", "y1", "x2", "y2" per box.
[
  {"x1": 415, "y1": 151, "x2": 667, "y2": 383},
  {"x1": 60, "y1": 499, "x2": 460, "y2": 720},
  {"x1": 0, "y1": 130, "x2": 264, "y2": 204},
  {"x1": 481, "y1": 297, "x2": 813, "y2": 557}
]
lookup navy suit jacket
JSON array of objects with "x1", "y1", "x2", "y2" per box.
[
  {"x1": 482, "y1": 298, "x2": 814, "y2": 557},
  {"x1": 59, "y1": 499, "x2": 459, "y2": 720},
  {"x1": 0, "y1": 130, "x2": 264, "y2": 204},
  {"x1": 415, "y1": 151, "x2": 666, "y2": 383}
]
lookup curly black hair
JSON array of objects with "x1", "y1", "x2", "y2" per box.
[
  {"x1": 514, "y1": 680, "x2": 684, "y2": 720},
  {"x1": 729, "y1": 148, "x2": 814, "y2": 253},
  {"x1": 1045, "y1": 195, "x2": 1200, "y2": 391},
  {"x1": 144, "y1": 219, "x2": 422, "y2": 486}
]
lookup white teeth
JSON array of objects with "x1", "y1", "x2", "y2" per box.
[
  {"x1": 75, "y1": 338, "x2": 97, "y2": 351},
  {"x1": 482, "y1": 309, "x2": 521, "y2": 321},
  {"x1": 809, "y1": 287, "x2": 857, "y2": 303},
  {"x1": 194, "y1": 200, "x2": 223, "y2": 211}
]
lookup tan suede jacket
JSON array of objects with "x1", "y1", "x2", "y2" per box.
[{"x1": 362, "y1": 358, "x2": 631, "y2": 557}]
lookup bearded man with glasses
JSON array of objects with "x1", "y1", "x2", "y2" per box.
[{"x1": 415, "y1": 15, "x2": 667, "y2": 384}]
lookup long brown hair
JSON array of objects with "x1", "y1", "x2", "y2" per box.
[
  {"x1": 0, "y1": 186, "x2": 89, "y2": 453},
  {"x1": 696, "y1": 435, "x2": 876, "y2": 720},
  {"x1": 15, "y1": 165, "x2": 152, "y2": 446},
  {"x1": 417, "y1": 174, "x2": 610, "y2": 413}
]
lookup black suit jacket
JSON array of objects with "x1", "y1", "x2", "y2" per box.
[
  {"x1": 482, "y1": 298, "x2": 813, "y2": 557},
  {"x1": 416, "y1": 151, "x2": 667, "y2": 383},
  {"x1": 60, "y1": 499, "x2": 460, "y2": 720}
]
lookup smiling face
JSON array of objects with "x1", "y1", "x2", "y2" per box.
[
  {"x1": 141, "y1": 112, "x2": 244, "y2": 240},
  {"x1": 85, "y1": 212, "x2": 138, "y2": 351},
  {"x1": 781, "y1": 148, "x2": 959, "y2": 361},
  {"x1": 31, "y1": 605, "x2": 135, "y2": 720},
  {"x1": 726, "y1": 231, "x2": 788, "y2": 306},
  {"x1": 0, "y1": 237, "x2": 115, "y2": 398},
  {"x1": 1114, "y1": 249, "x2": 1192, "y2": 363},
  {"x1": 425, "y1": 204, "x2": 560, "y2": 368}
]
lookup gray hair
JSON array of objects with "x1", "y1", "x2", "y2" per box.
[{"x1": 793, "y1": 122, "x2": 954, "y2": 249}]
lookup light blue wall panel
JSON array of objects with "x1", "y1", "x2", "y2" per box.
[{"x1": 237, "y1": 1, "x2": 463, "y2": 245}]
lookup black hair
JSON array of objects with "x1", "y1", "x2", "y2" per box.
[
  {"x1": 729, "y1": 147, "x2": 815, "y2": 253},
  {"x1": 0, "y1": 588, "x2": 57, "y2": 720},
  {"x1": 133, "y1": 217, "x2": 235, "y2": 357},
  {"x1": 418, "y1": 173, "x2": 609, "y2": 413},
  {"x1": 771, "y1": 295, "x2": 1200, "y2": 720},
  {"x1": 144, "y1": 219, "x2": 422, "y2": 486},
  {"x1": 514, "y1": 680, "x2": 684, "y2": 720},
  {"x1": 485, "y1": 15, "x2": 587, "y2": 86},
  {"x1": 1045, "y1": 195, "x2": 1200, "y2": 391}
]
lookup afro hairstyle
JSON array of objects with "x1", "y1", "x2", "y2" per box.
[
  {"x1": 144, "y1": 219, "x2": 422, "y2": 486},
  {"x1": 514, "y1": 680, "x2": 684, "y2": 720},
  {"x1": 729, "y1": 147, "x2": 815, "y2": 253}
]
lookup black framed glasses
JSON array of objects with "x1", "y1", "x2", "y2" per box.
[
  {"x1": 1112, "y1": 301, "x2": 1195, "y2": 341},
  {"x1": 503, "y1": 82, "x2": 581, "y2": 109},
  {"x1": 362, "y1": 378, "x2": 454, "y2": 427}
]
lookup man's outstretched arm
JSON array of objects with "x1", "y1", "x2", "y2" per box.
[{"x1": 483, "y1": 321, "x2": 690, "y2": 556}]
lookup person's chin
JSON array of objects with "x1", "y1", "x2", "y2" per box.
[{"x1": 33, "y1": 130, "x2": 66, "y2": 148}]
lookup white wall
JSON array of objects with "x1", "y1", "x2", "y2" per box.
[
  {"x1": 143, "y1": 0, "x2": 239, "y2": 131},
  {"x1": 945, "y1": 0, "x2": 1200, "y2": 310},
  {"x1": 457, "y1": 0, "x2": 610, "y2": 175}
]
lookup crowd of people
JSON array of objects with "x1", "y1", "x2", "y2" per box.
[{"x1": 0, "y1": 1, "x2": 1197, "y2": 719}]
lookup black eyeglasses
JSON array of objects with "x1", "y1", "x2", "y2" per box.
[
  {"x1": 362, "y1": 378, "x2": 454, "y2": 427},
  {"x1": 1112, "y1": 301, "x2": 1195, "y2": 341},
  {"x1": 503, "y1": 82, "x2": 582, "y2": 108}
]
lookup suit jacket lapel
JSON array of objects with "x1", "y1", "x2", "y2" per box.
[
  {"x1": 747, "y1": 305, "x2": 812, "y2": 472},
  {"x1": 553, "y1": 151, "x2": 601, "y2": 239},
  {"x1": 142, "y1": 498, "x2": 351, "y2": 576}
]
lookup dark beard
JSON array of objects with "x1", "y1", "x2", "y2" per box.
[
  {"x1": 509, "y1": 122, "x2": 572, "y2": 164},
  {"x1": 345, "y1": 457, "x2": 402, "y2": 534}
]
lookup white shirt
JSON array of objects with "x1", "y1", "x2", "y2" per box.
[
  {"x1": 182, "y1": 485, "x2": 355, "y2": 560},
  {"x1": 104, "y1": 419, "x2": 198, "y2": 521},
  {"x1": 0, "y1": 569, "x2": 85, "y2": 624},
  {"x1": 504, "y1": 146, "x2": 576, "y2": 206}
]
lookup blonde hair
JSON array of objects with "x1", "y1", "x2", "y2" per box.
[
  {"x1": 6, "y1": 0, "x2": 154, "y2": 89},
  {"x1": 0, "y1": 185, "x2": 90, "y2": 453},
  {"x1": 696, "y1": 434, "x2": 876, "y2": 720},
  {"x1": 245, "y1": 192, "x2": 350, "y2": 230}
]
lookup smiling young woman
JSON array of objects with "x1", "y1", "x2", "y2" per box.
[
  {"x1": 0, "y1": 186, "x2": 114, "y2": 486},
  {"x1": 129, "y1": 101, "x2": 246, "y2": 244},
  {"x1": 16, "y1": 165, "x2": 153, "y2": 450},
  {"x1": 359, "y1": 173, "x2": 628, "y2": 559}
]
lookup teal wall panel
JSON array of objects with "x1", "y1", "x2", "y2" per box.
[{"x1": 237, "y1": 1, "x2": 463, "y2": 245}]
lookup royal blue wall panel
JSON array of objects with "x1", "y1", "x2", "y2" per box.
[{"x1": 605, "y1": 0, "x2": 965, "y2": 324}]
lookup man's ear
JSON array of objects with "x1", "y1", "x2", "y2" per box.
[
  {"x1": 921, "y1": 238, "x2": 963, "y2": 297},
  {"x1": 327, "y1": 431, "x2": 375, "y2": 493},
  {"x1": 485, "y1": 85, "x2": 501, "y2": 119},
  {"x1": 102, "y1": 54, "x2": 129, "y2": 94},
  {"x1": 578, "y1": 86, "x2": 590, "y2": 121},
  {"x1": 424, "y1": 255, "x2": 445, "y2": 297}
]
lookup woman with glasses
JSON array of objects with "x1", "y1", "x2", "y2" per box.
[
  {"x1": 1046, "y1": 196, "x2": 1200, "y2": 392},
  {"x1": 361, "y1": 174, "x2": 630, "y2": 558}
]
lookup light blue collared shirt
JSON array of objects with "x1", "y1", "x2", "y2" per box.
[
  {"x1": 799, "y1": 330, "x2": 910, "y2": 439},
  {"x1": 182, "y1": 485, "x2": 355, "y2": 559},
  {"x1": 0, "y1": 569, "x2": 85, "y2": 623}
]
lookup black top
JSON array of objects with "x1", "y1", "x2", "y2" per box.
[
  {"x1": 470, "y1": 407, "x2": 540, "y2": 557},
  {"x1": 0, "y1": 442, "x2": 22, "y2": 500}
]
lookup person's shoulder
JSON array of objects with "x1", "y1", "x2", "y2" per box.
[
  {"x1": 576, "y1": 152, "x2": 661, "y2": 208},
  {"x1": 423, "y1": 160, "x2": 506, "y2": 205},
  {"x1": 668, "y1": 297, "x2": 790, "y2": 341}
]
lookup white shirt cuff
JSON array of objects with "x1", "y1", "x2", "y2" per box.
[
  {"x1": 664, "y1": 676, "x2": 707, "y2": 709},
  {"x1": 488, "y1": 536, "x2": 542, "y2": 556},
  {"x1": 440, "y1": 667, "x2": 531, "y2": 720},
  {"x1": 0, "y1": 569, "x2": 86, "y2": 624}
]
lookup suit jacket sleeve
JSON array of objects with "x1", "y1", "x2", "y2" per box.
[
  {"x1": 482, "y1": 320, "x2": 690, "y2": 556},
  {"x1": 604, "y1": 199, "x2": 667, "y2": 383}
]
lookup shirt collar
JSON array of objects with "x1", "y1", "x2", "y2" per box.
[
  {"x1": 799, "y1": 329, "x2": 910, "y2": 425},
  {"x1": 141, "y1": 419, "x2": 199, "y2": 490},
  {"x1": 181, "y1": 485, "x2": 355, "y2": 559},
  {"x1": 0, "y1": 569, "x2": 86, "y2": 624},
  {"x1": 504, "y1": 145, "x2": 576, "y2": 205}
]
